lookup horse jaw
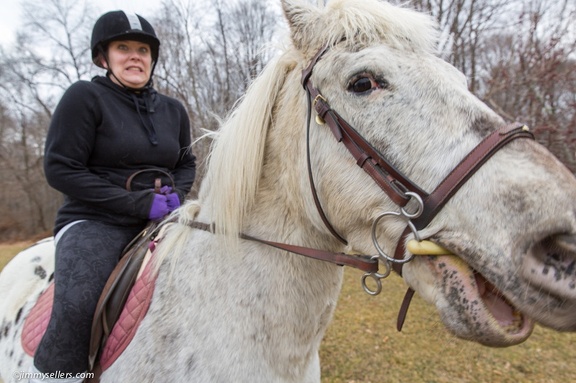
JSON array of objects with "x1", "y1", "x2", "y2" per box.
[{"x1": 403, "y1": 255, "x2": 534, "y2": 347}]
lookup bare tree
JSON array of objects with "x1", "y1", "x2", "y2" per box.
[
  {"x1": 227, "y1": 0, "x2": 281, "y2": 83},
  {"x1": 398, "y1": 0, "x2": 517, "y2": 93},
  {"x1": 18, "y1": 0, "x2": 95, "y2": 90},
  {"x1": 481, "y1": 0, "x2": 576, "y2": 171},
  {"x1": 152, "y1": 0, "x2": 282, "y2": 197},
  {"x1": 0, "y1": 0, "x2": 96, "y2": 239}
]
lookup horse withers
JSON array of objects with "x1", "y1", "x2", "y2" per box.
[{"x1": 2, "y1": 0, "x2": 576, "y2": 382}]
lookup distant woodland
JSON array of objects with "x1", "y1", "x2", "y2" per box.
[{"x1": 1, "y1": 0, "x2": 574, "y2": 240}]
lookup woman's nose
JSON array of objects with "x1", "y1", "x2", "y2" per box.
[{"x1": 128, "y1": 49, "x2": 141, "y2": 60}]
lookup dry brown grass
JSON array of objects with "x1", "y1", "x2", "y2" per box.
[
  {"x1": 0, "y1": 242, "x2": 32, "y2": 271},
  {"x1": 320, "y1": 268, "x2": 576, "y2": 383},
  {"x1": 1, "y1": 243, "x2": 575, "y2": 382}
]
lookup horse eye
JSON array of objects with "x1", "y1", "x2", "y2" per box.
[
  {"x1": 349, "y1": 77, "x2": 373, "y2": 94},
  {"x1": 348, "y1": 75, "x2": 389, "y2": 95}
]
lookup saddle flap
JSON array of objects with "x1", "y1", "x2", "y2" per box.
[{"x1": 99, "y1": 256, "x2": 158, "y2": 370}]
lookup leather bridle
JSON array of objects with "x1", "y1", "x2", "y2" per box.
[
  {"x1": 189, "y1": 43, "x2": 534, "y2": 330},
  {"x1": 300, "y1": 44, "x2": 534, "y2": 328},
  {"x1": 301, "y1": 43, "x2": 533, "y2": 261}
]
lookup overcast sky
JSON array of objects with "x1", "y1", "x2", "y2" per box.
[{"x1": 0, "y1": 0, "x2": 161, "y2": 46}]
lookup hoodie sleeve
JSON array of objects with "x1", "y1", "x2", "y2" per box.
[{"x1": 171, "y1": 101, "x2": 196, "y2": 203}]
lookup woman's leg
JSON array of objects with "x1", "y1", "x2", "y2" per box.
[{"x1": 34, "y1": 221, "x2": 142, "y2": 374}]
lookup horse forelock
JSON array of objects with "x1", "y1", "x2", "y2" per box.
[{"x1": 286, "y1": 0, "x2": 440, "y2": 58}]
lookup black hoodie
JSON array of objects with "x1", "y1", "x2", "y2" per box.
[{"x1": 44, "y1": 75, "x2": 196, "y2": 234}]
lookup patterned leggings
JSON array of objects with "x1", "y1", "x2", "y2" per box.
[{"x1": 34, "y1": 220, "x2": 143, "y2": 374}]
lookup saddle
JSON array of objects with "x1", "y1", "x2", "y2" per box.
[{"x1": 88, "y1": 221, "x2": 166, "y2": 370}]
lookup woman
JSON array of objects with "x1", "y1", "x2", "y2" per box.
[{"x1": 31, "y1": 11, "x2": 196, "y2": 382}]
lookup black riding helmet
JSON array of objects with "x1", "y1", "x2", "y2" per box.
[{"x1": 91, "y1": 10, "x2": 160, "y2": 86}]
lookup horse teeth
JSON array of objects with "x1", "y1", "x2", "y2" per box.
[{"x1": 504, "y1": 311, "x2": 523, "y2": 333}]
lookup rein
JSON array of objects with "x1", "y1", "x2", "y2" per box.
[{"x1": 187, "y1": 222, "x2": 378, "y2": 273}]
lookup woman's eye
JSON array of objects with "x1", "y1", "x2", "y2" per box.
[{"x1": 348, "y1": 75, "x2": 388, "y2": 94}]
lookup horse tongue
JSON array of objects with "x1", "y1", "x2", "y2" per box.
[{"x1": 475, "y1": 272, "x2": 518, "y2": 327}]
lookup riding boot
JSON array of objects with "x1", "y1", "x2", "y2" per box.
[{"x1": 28, "y1": 364, "x2": 85, "y2": 383}]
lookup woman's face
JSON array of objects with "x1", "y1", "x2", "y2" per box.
[{"x1": 103, "y1": 40, "x2": 152, "y2": 89}]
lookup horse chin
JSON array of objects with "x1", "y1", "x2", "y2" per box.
[{"x1": 409, "y1": 254, "x2": 534, "y2": 347}]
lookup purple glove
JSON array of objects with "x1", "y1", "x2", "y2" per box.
[
  {"x1": 157, "y1": 185, "x2": 180, "y2": 211},
  {"x1": 166, "y1": 193, "x2": 181, "y2": 211},
  {"x1": 148, "y1": 194, "x2": 169, "y2": 220},
  {"x1": 159, "y1": 185, "x2": 172, "y2": 195}
]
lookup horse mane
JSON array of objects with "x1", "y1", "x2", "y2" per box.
[
  {"x1": 196, "y1": 51, "x2": 299, "y2": 243},
  {"x1": 154, "y1": 0, "x2": 441, "y2": 267}
]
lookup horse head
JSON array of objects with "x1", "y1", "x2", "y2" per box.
[{"x1": 275, "y1": 0, "x2": 576, "y2": 347}]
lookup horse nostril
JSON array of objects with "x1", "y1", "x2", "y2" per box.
[
  {"x1": 554, "y1": 234, "x2": 576, "y2": 254},
  {"x1": 538, "y1": 234, "x2": 576, "y2": 283},
  {"x1": 519, "y1": 233, "x2": 576, "y2": 309}
]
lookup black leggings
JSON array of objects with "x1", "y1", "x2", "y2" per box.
[{"x1": 34, "y1": 220, "x2": 143, "y2": 374}]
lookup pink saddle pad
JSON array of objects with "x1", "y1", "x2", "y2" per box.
[
  {"x1": 21, "y1": 258, "x2": 158, "y2": 371},
  {"x1": 100, "y1": 258, "x2": 157, "y2": 370},
  {"x1": 22, "y1": 283, "x2": 54, "y2": 356}
]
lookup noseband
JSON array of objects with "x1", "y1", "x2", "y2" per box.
[{"x1": 300, "y1": 44, "x2": 534, "y2": 326}]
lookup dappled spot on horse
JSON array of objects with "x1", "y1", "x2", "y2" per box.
[
  {"x1": 33, "y1": 266, "x2": 47, "y2": 280},
  {"x1": 1, "y1": 320, "x2": 10, "y2": 339},
  {"x1": 2, "y1": 0, "x2": 576, "y2": 382},
  {"x1": 14, "y1": 308, "x2": 23, "y2": 325}
]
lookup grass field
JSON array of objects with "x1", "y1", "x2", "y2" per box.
[
  {"x1": 1, "y1": 242, "x2": 575, "y2": 382},
  {"x1": 320, "y1": 268, "x2": 576, "y2": 383}
]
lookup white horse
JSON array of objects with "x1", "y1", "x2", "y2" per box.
[{"x1": 2, "y1": 0, "x2": 576, "y2": 381}]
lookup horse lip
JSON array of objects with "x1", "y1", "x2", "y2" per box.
[{"x1": 419, "y1": 243, "x2": 535, "y2": 346}]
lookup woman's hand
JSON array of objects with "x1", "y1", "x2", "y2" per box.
[
  {"x1": 148, "y1": 194, "x2": 169, "y2": 220},
  {"x1": 148, "y1": 186, "x2": 181, "y2": 221}
]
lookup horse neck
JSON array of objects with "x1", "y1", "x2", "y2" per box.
[
  {"x1": 190, "y1": 52, "x2": 347, "y2": 314},
  {"x1": 144, "y1": 61, "x2": 346, "y2": 379},
  {"x1": 172, "y1": 173, "x2": 344, "y2": 378},
  {"x1": 197, "y1": 60, "x2": 345, "y2": 326}
]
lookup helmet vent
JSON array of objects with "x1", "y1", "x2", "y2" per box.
[{"x1": 125, "y1": 12, "x2": 142, "y2": 31}]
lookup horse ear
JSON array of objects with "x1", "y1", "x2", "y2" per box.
[{"x1": 281, "y1": 0, "x2": 320, "y2": 51}]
